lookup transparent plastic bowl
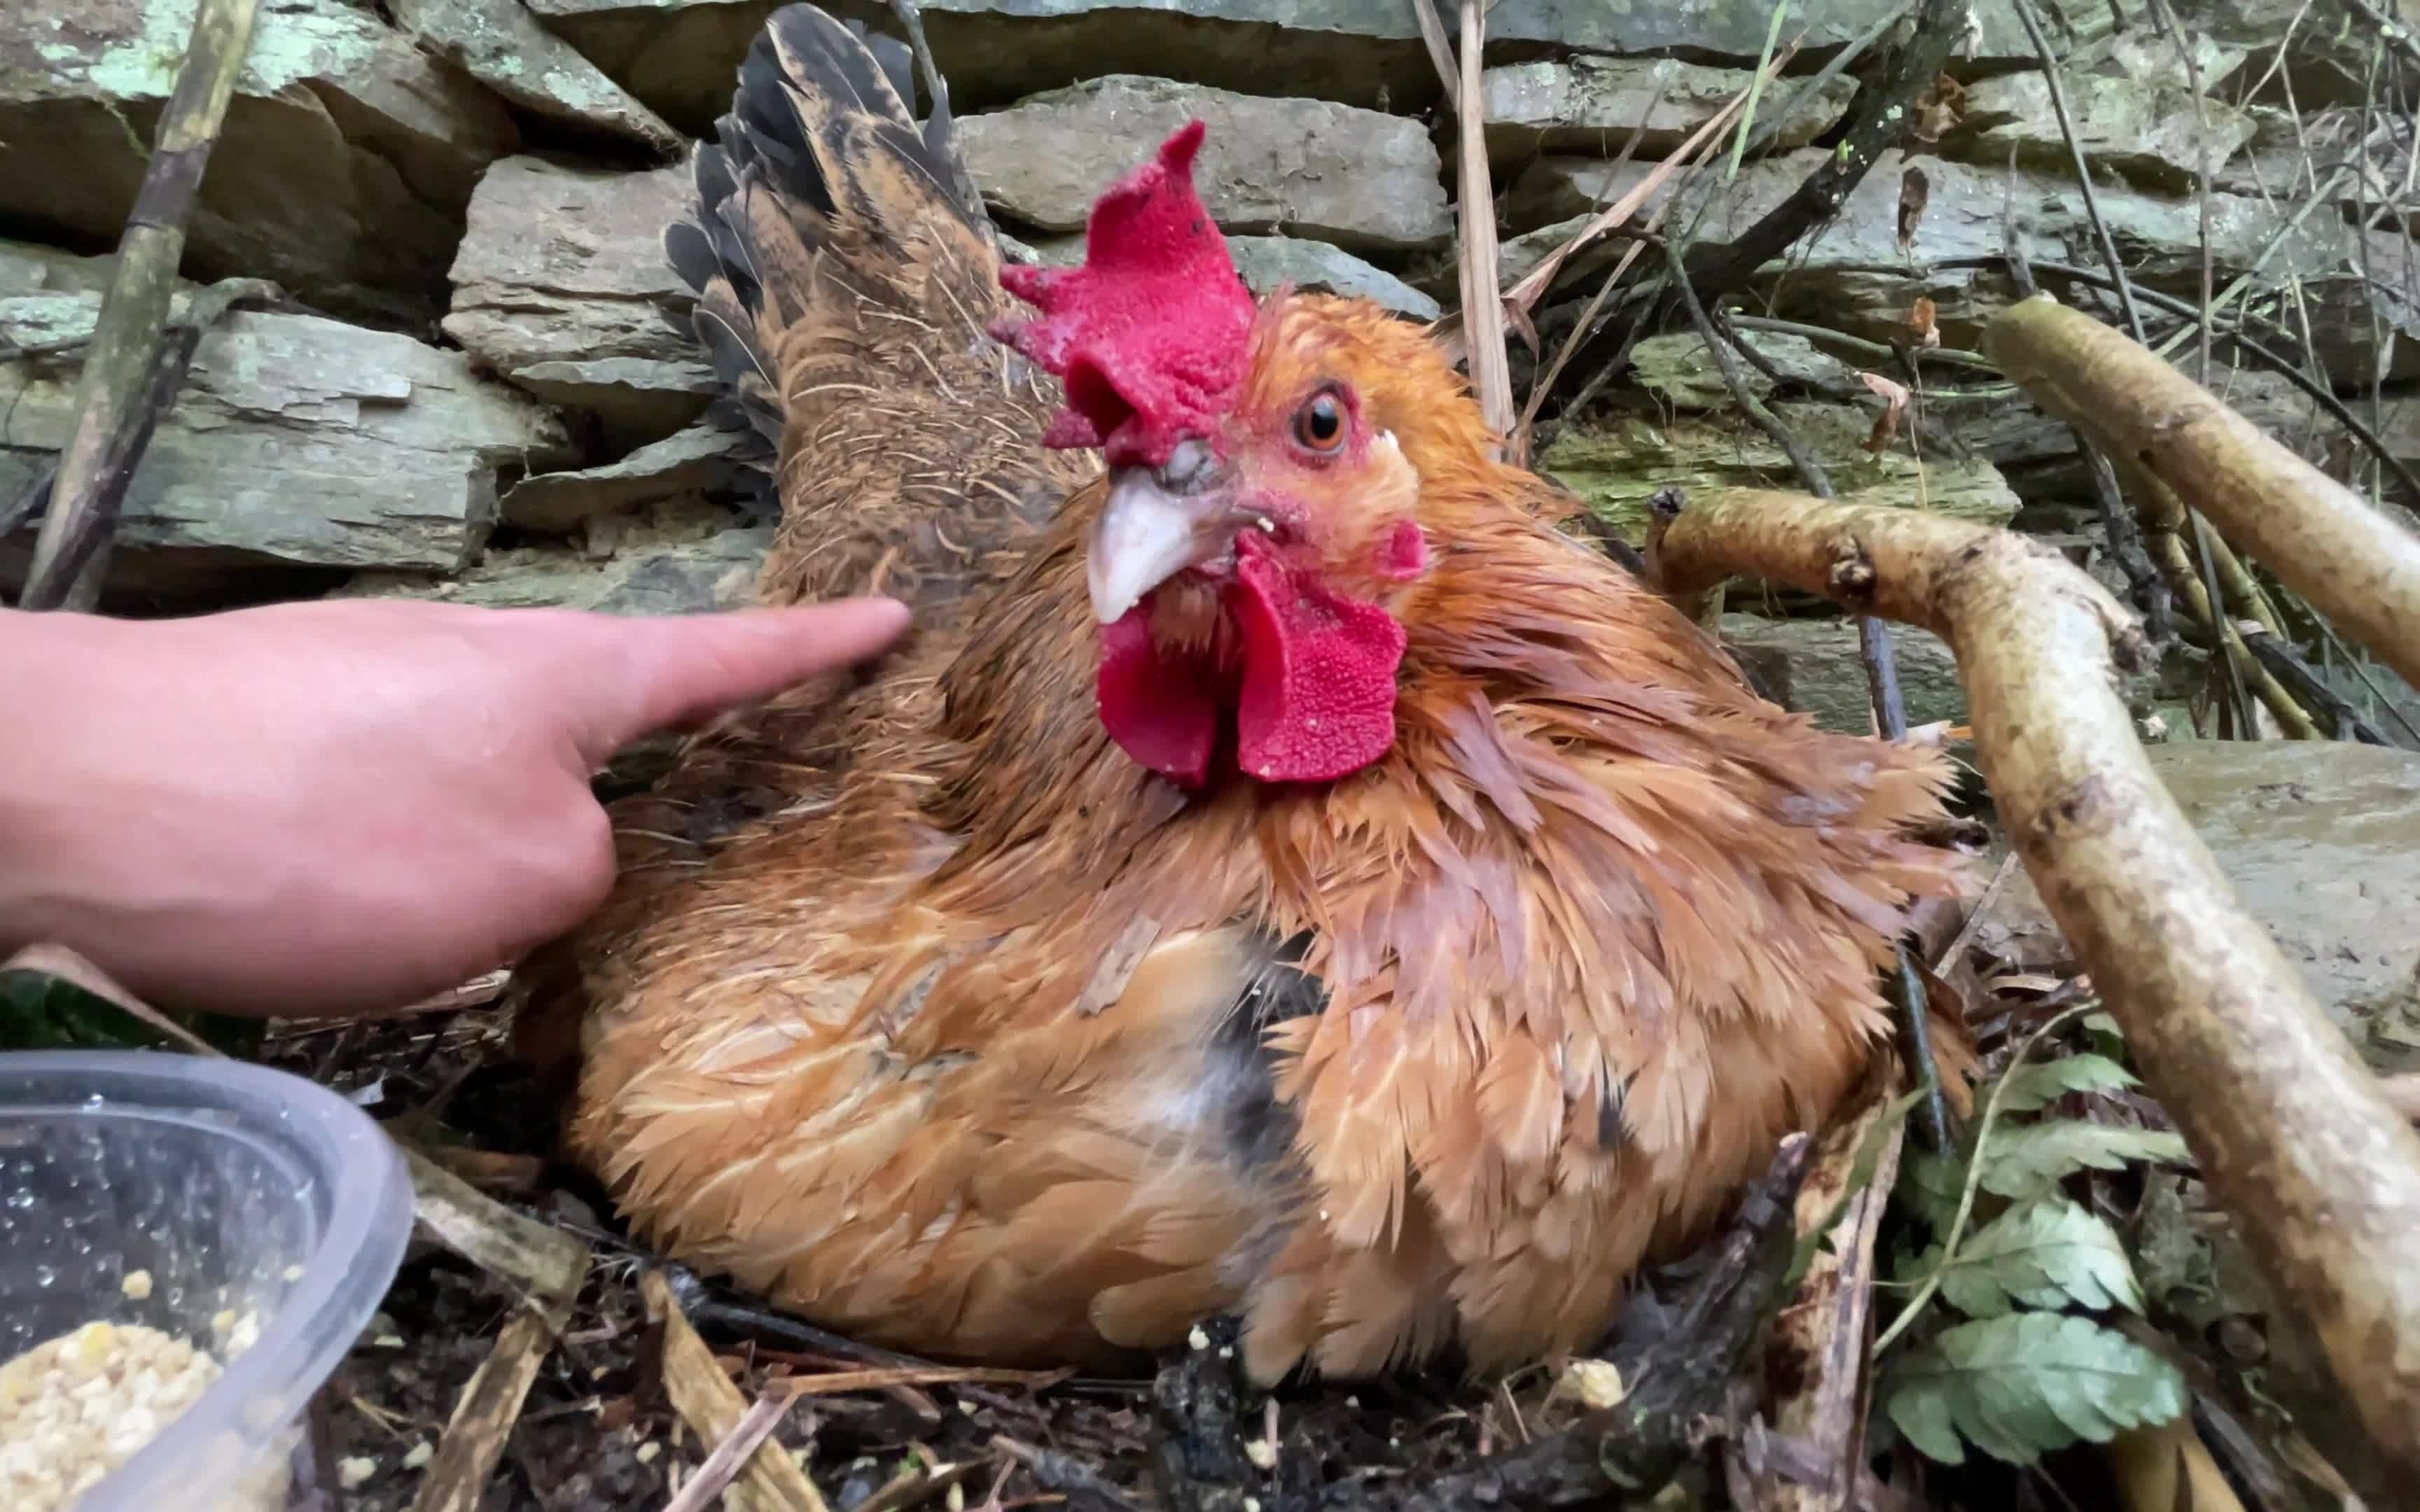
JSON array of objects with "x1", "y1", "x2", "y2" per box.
[{"x1": 0, "y1": 1049, "x2": 413, "y2": 1511}]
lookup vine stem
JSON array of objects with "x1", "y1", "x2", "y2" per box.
[{"x1": 1872, "y1": 1000, "x2": 2097, "y2": 1354}]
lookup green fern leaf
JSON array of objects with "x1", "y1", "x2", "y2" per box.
[
  {"x1": 1978, "y1": 1119, "x2": 2190, "y2": 1200},
  {"x1": 1884, "y1": 1312, "x2": 2188, "y2": 1465},
  {"x1": 1996, "y1": 1053, "x2": 2139, "y2": 1113},
  {"x1": 1936, "y1": 1198, "x2": 2144, "y2": 1317},
  {"x1": 1898, "y1": 1142, "x2": 1970, "y2": 1238}
]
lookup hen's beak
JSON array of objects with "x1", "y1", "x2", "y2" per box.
[{"x1": 1087, "y1": 440, "x2": 1249, "y2": 624}]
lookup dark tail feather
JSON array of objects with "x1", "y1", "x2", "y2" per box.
[{"x1": 666, "y1": 1, "x2": 995, "y2": 471}]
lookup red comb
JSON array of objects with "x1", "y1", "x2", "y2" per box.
[{"x1": 991, "y1": 120, "x2": 1256, "y2": 470}]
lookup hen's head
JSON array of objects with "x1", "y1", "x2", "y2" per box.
[{"x1": 993, "y1": 121, "x2": 1483, "y2": 791}]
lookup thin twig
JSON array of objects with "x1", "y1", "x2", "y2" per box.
[
  {"x1": 1877, "y1": 1002, "x2": 2094, "y2": 1353},
  {"x1": 661, "y1": 1391, "x2": 799, "y2": 1512},
  {"x1": 2239, "y1": 624, "x2": 2396, "y2": 745},
  {"x1": 20, "y1": 0, "x2": 258, "y2": 611},
  {"x1": 2143, "y1": 0, "x2": 2219, "y2": 389},
  {"x1": 2337, "y1": 0, "x2": 2420, "y2": 71},
  {"x1": 2007, "y1": 0, "x2": 2146, "y2": 345},
  {"x1": 1679, "y1": 0, "x2": 1968, "y2": 302},
  {"x1": 644, "y1": 1269, "x2": 831, "y2": 1512}
]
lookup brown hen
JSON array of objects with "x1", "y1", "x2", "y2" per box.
[{"x1": 521, "y1": 2, "x2": 1966, "y2": 1385}]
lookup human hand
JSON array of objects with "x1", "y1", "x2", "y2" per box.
[{"x1": 0, "y1": 595, "x2": 910, "y2": 1017}]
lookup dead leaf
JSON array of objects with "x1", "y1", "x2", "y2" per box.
[
  {"x1": 1896, "y1": 164, "x2": 1932, "y2": 256},
  {"x1": 1859, "y1": 372, "x2": 1911, "y2": 453},
  {"x1": 1907, "y1": 296, "x2": 1941, "y2": 349},
  {"x1": 1907, "y1": 75, "x2": 1966, "y2": 147}
]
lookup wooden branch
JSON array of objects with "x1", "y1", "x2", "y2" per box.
[
  {"x1": 643, "y1": 1269, "x2": 831, "y2": 1512},
  {"x1": 1987, "y1": 296, "x2": 2420, "y2": 694},
  {"x1": 19, "y1": 0, "x2": 259, "y2": 612},
  {"x1": 1648, "y1": 486, "x2": 2420, "y2": 1476}
]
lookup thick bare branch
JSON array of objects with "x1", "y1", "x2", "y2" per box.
[
  {"x1": 1649, "y1": 486, "x2": 2420, "y2": 1476},
  {"x1": 1987, "y1": 296, "x2": 2420, "y2": 694}
]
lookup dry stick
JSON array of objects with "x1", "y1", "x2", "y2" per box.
[
  {"x1": 1989, "y1": 298, "x2": 2420, "y2": 695},
  {"x1": 2239, "y1": 624, "x2": 2395, "y2": 745},
  {"x1": 1646, "y1": 484, "x2": 2420, "y2": 1476},
  {"x1": 1666, "y1": 242, "x2": 1947, "y2": 1149},
  {"x1": 1445, "y1": 0, "x2": 1513, "y2": 454},
  {"x1": 662, "y1": 1391, "x2": 799, "y2": 1512},
  {"x1": 405, "y1": 1150, "x2": 594, "y2": 1512},
  {"x1": 643, "y1": 1269, "x2": 832, "y2": 1512},
  {"x1": 1762, "y1": 1075, "x2": 1908, "y2": 1512},
  {"x1": 19, "y1": 0, "x2": 258, "y2": 612}
]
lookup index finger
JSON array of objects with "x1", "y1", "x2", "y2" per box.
[{"x1": 571, "y1": 597, "x2": 912, "y2": 760}]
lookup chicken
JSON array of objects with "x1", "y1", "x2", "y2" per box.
[{"x1": 520, "y1": 1, "x2": 1966, "y2": 1385}]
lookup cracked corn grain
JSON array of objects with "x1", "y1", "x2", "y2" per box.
[{"x1": 0, "y1": 1320, "x2": 228, "y2": 1511}]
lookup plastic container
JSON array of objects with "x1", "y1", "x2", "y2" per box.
[{"x1": 0, "y1": 1049, "x2": 413, "y2": 1511}]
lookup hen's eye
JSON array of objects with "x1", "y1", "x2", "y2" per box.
[{"x1": 1293, "y1": 391, "x2": 1347, "y2": 454}]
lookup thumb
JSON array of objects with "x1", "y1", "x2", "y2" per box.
[{"x1": 571, "y1": 596, "x2": 912, "y2": 760}]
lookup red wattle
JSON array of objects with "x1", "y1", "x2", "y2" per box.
[
  {"x1": 1095, "y1": 605, "x2": 1221, "y2": 788},
  {"x1": 1225, "y1": 536, "x2": 1407, "y2": 783}
]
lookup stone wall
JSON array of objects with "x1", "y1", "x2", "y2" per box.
[{"x1": 2, "y1": 0, "x2": 2414, "y2": 726}]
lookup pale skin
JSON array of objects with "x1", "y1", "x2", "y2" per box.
[{"x1": 0, "y1": 596, "x2": 911, "y2": 1018}]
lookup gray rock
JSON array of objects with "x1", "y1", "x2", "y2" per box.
[
  {"x1": 389, "y1": 0, "x2": 683, "y2": 155},
  {"x1": 340, "y1": 500, "x2": 773, "y2": 613},
  {"x1": 2156, "y1": 0, "x2": 2400, "y2": 107},
  {"x1": 0, "y1": 0, "x2": 519, "y2": 324},
  {"x1": 957, "y1": 76, "x2": 1451, "y2": 253},
  {"x1": 1536, "y1": 406, "x2": 2022, "y2": 542},
  {"x1": 444, "y1": 157, "x2": 714, "y2": 444},
  {"x1": 1478, "y1": 57, "x2": 1856, "y2": 168},
  {"x1": 0, "y1": 240, "x2": 120, "y2": 296},
  {"x1": 1974, "y1": 739, "x2": 2420, "y2": 1051},
  {"x1": 525, "y1": 0, "x2": 2069, "y2": 130},
  {"x1": 0, "y1": 291, "x2": 569, "y2": 582},
  {"x1": 1625, "y1": 330, "x2": 1855, "y2": 410},
  {"x1": 1502, "y1": 148, "x2": 2420, "y2": 385},
  {"x1": 1024, "y1": 231, "x2": 1442, "y2": 320},
  {"x1": 1966, "y1": 733, "x2": 2420, "y2": 1508},
  {"x1": 1719, "y1": 613, "x2": 1966, "y2": 735},
  {"x1": 502, "y1": 421, "x2": 744, "y2": 532},
  {"x1": 1951, "y1": 70, "x2": 2258, "y2": 192}
]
